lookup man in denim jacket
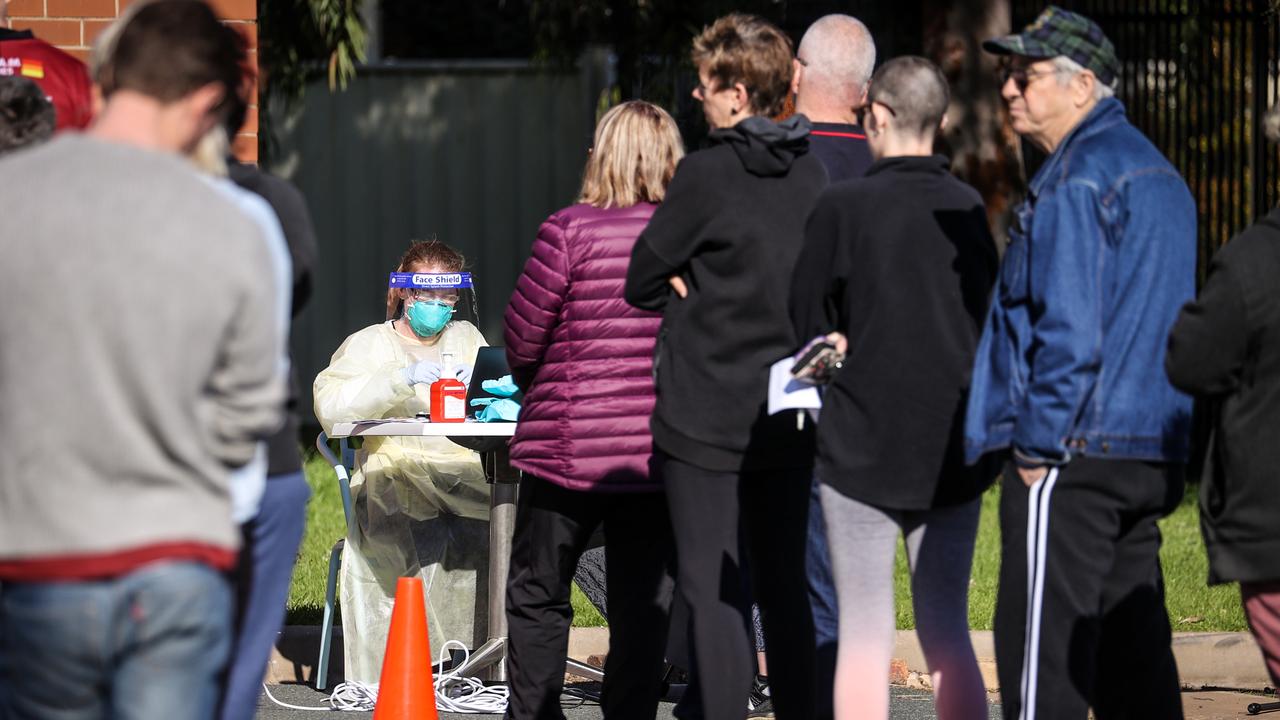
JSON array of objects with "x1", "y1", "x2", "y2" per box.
[{"x1": 965, "y1": 7, "x2": 1195, "y2": 719}]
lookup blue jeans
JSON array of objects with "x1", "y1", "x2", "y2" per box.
[
  {"x1": 807, "y1": 475, "x2": 838, "y2": 720},
  {"x1": 0, "y1": 561, "x2": 232, "y2": 720},
  {"x1": 220, "y1": 472, "x2": 310, "y2": 720}
]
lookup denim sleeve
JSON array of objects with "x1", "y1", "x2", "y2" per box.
[{"x1": 1014, "y1": 182, "x2": 1105, "y2": 464}]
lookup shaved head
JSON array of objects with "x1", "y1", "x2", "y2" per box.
[
  {"x1": 795, "y1": 14, "x2": 876, "y2": 112},
  {"x1": 868, "y1": 56, "x2": 949, "y2": 140}
]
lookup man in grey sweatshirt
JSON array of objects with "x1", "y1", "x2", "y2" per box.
[{"x1": 0, "y1": 3, "x2": 284, "y2": 718}]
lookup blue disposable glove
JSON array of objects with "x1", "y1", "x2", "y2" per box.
[
  {"x1": 482, "y1": 374, "x2": 520, "y2": 398},
  {"x1": 471, "y1": 397, "x2": 521, "y2": 422},
  {"x1": 403, "y1": 360, "x2": 443, "y2": 386},
  {"x1": 453, "y1": 364, "x2": 474, "y2": 386}
]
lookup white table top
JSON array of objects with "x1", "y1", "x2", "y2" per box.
[{"x1": 329, "y1": 418, "x2": 517, "y2": 438}]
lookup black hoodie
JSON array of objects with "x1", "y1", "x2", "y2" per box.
[{"x1": 625, "y1": 115, "x2": 828, "y2": 472}]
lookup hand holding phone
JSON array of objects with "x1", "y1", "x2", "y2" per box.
[{"x1": 791, "y1": 335, "x2": 845, "y2": 384}]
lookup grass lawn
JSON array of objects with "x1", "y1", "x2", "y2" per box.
[
  {"x1": 288, "y1": 452, "x2": 1244, "y2": 632},
  {"x1": 286, "y1": 449, "x2": 605, "y2": 627},
  {"x1": 893, "y1": 482, "x2": 1247, "y2": 632}
]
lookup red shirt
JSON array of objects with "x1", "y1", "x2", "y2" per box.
[
  {"x1": 0, "y1": 29, "x2": 93, "y2": 131},
  {"x1": 0, "y1": 543, "x2": 237, "y2": 582}
]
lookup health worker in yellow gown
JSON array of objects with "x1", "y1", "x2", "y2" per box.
[{"x1": 314, "y1": 239, "x2": 490, "y2": 683}]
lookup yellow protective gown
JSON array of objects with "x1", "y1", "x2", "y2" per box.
[{"x1": 313, "y1": 320, "x2": 490, "y2": 684}]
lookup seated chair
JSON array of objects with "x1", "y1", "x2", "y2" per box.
[{"x1": 313, "y1": 432, "x2": 356, "y2": 691}]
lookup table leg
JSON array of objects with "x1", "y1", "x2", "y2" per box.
[
  {"x1": 453, "y1": 446, "x2": 518, "y2": 681},
  {"x1": 453, "y1": 444, "x2": 608, "y2": 689}
]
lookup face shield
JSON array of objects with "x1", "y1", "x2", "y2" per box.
[{"x1": 389, "y1": 271, "x2": 480, "y2": 337}]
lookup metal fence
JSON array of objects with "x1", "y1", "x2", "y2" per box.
[
  {"x1": 267, "y1": 59, "x2": 609, "y2": 420},
  {"x1": 1013, "y1": 0, "x2": 1280, "y2": 275}
]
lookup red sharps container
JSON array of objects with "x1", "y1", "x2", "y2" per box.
[
  {"x1": 430, "y1": 378, "x2": 466, "y2": 421},
  {"x1": 430, "y1": 355, "x2": 467, "y2": 422}
]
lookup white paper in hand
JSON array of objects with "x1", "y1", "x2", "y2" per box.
[{"x1": 767, "y1": 356, "x2": 823, "y2": 417}]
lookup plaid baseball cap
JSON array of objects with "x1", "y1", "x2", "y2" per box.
[{"x1": 983, "y1": 5, "x2": 1119, "y2": 87}]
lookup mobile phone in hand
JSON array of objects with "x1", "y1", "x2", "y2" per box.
[{"x1": 791, "y1": 337, "x2": 844, "y2": 384}]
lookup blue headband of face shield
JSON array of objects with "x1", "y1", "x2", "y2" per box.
[
  {"x1": 388, "y1": 272, "x2": 474, "y2": 290},
  {"x1": 390, "y1": 272, "x2": 472, "y2": 338}
]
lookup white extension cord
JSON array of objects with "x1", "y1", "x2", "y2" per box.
[{"x1": 262, "y1": 640, "x2": 510, "y2": 713}]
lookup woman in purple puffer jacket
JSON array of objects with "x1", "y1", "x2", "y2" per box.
[{"x1": 502, "y1": 100, "x2": 684, "y2": 720}]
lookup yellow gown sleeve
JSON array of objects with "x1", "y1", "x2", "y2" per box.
[{"x1": 313, "y1": 325, "x2": 415, "y2": 434}]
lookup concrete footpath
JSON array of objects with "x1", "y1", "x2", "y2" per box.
[
  {"x1": 257, "y1": 683, "x2": 1006, "y2": 719},
  {"x1": 265, "y1": 627, "x2": 1278, "y2": 718},
  {"x1": 892, "y1": 629, "x2": 1276, "y2": 692}
]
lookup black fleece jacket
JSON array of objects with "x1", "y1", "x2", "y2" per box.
[
  {"x1": 790, "y1": 155, "x2": 998, "y2": 509},
  {"x1": 625, "y1": 115, "x2": 828, "y2": 472},
  {"x1": 1166, "y1": 209, "x2": 1280, "y2": 585}
]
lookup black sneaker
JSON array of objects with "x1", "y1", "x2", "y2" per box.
[{"x1": 746, "y1": 675, "x2": 774, "y2": 719}]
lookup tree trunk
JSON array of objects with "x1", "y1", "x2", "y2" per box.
[{"x1": 922, "y1": 0, "x2": 1023, "y2": 248}]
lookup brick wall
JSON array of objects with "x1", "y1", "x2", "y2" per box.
[{"x1": 7, "y1": 0, "x2": 261, "y2": 162}]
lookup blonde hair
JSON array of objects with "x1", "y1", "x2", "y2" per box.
[
  {"x1": 578, "y1": 100, "x2": 684, "y2": 209},
  {"x1": 189, "y1": 124, "x2": 229, "y2": 176},
  {"x1": 88, "y1": 0, "x2": 149, "y2": 86}
]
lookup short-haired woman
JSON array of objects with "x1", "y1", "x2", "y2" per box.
[
  {"x1": 791, "y1": 56, "x2": 997, "y2": 719},
  {"x1": 624, "y1": 13, "x2": 829, "y2": 719},
  {"x1": 502, "y1": 100, "x2": 684, "y2": 719}
]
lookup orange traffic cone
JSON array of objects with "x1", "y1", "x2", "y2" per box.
[{"x1": 372, "y1": 577, "x2": 438, "y2": 720}]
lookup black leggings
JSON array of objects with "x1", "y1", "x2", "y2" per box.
[{"x1": 658, "y1": 450, "x2": 815, "y2": 720}]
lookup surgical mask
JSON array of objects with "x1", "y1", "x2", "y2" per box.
[{"x1": 405, "y1": 300, "x2": 453, "y2": 337}]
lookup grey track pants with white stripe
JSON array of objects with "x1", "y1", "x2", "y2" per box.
[{"x1": 993, "y1": 458, "x2": 1184, "y2": 720}]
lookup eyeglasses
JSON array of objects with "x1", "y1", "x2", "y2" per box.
[
  {"x1": 693, "y1": 78, "x2": 723, "y2": 99},
  {"x1": 999, "y1": 66, "x2": 1060, "y2": 94},
  {"x1": 795, "y1": 56, "x2": 809, "y2": 67},
  {"x1": 694, "y1": 72, "x2": 742, "y2": 100},
  {"x1": 852, "y1": 99, "x2": 896, "y2": 126},
  {"x1": 407, "y1": 289, "x2": 459, "y2": 306}
]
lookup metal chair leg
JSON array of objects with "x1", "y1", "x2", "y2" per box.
[{"x1": 315, "y1": 539, "x2": 344, "y2": 691}]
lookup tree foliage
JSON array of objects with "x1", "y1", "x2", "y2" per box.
[
  {"x1": 259, "y1": 0, "x2": 366, "y2": 101},
  {"x1": 258, "y1": 0, "x2": 366, "y2": 161},
  {"x1": 531, "y1": 0, "x2": 788, "y2": 107}
]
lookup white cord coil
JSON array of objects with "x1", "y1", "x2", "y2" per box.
[
  {"x1": 262, "y1": 640, "x2": 510, "y2": 713},
  {"x1": 432, "y1": 640, "x2": 510, "y2": 713}
]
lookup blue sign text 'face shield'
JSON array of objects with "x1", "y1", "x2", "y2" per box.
[{"x1": 389, "y1": 272, "x2": 479, "y2": 336}]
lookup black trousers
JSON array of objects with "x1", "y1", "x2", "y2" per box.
[
  {"x1": 658, "y1": 450, "x2": 815, "y2": 720},
  {"x1": 994, "y1": 458, "x2": 1184, "y2": 720},
  {"x1": 504, "y1": 474, "x2": 674, "y2": 720}
]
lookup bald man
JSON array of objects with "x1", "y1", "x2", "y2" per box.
[
  {"x1": 791, "y1": 14, "x2": 876, "y2": 183},
  {"x1": 789, "y1": 15, "x2": 876, "y2": 719}
]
